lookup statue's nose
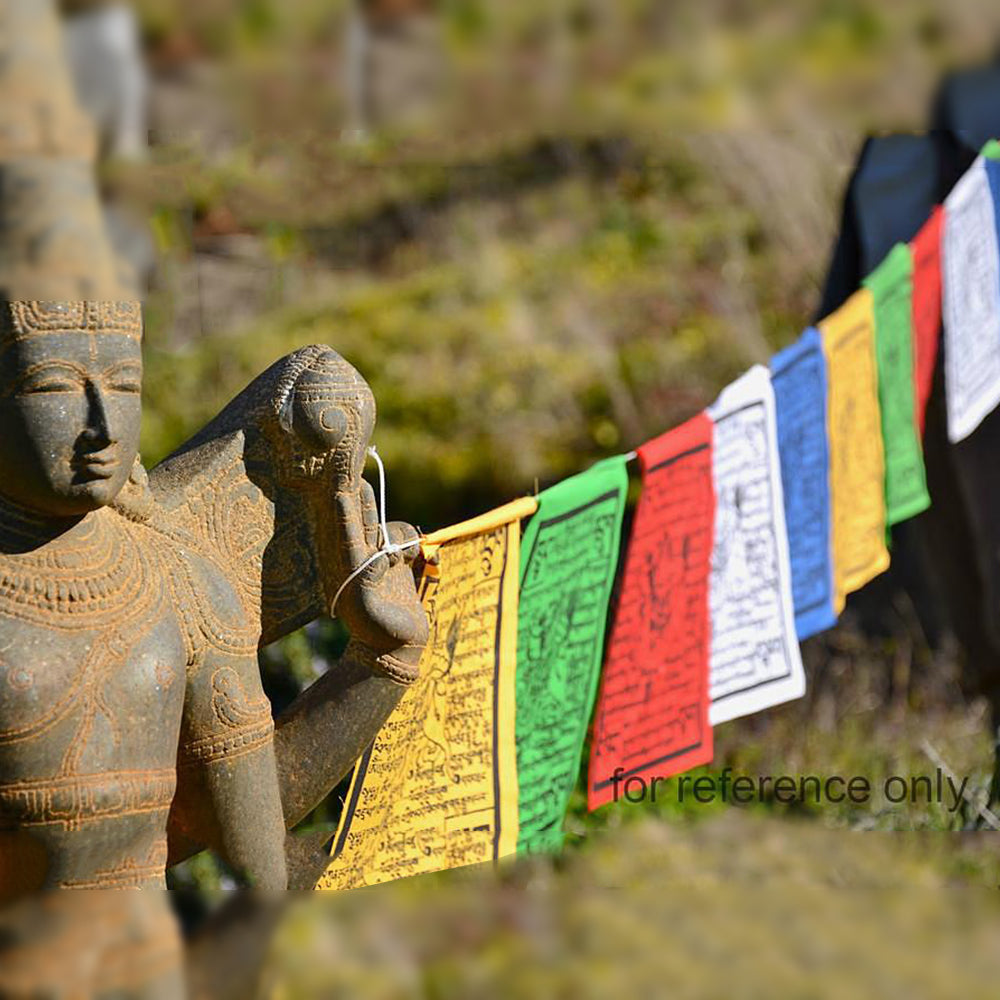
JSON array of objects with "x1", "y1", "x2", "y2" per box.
[{"x1": 82, "y1": 380, "x2": 112, "y2": 444}]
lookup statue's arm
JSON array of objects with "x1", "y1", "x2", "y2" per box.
[
  {"x1": 165, "y1": 640, "x2": 408, "y2": 886},
  {"x1": 167, "y1": 511, "x2": 426, "y2": 886},
  {"x1": 273, "y1": 520, "x2": 425, "y2": 828},
  {"x1": 153, "y1": 346, "x2": 429, "y2": 884},
  {"x1": 171, "y1": 640, "x2": 288, "y2": 889}
]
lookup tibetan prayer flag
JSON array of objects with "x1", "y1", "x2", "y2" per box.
[
  {"x1": 942, "y1": 156, "x2": 1000, "y2": 443},
  {"x1": 707, "y1": 365, "x2": 806, "y2": 725},
  {"x1": 910, "y1": 207, "x2": 944, "y2": 437},
  {"x1": 820, "y1": 288, "x2": 890, "y2": 611},
  {"x1": 864, "y1": 243, "x2": 931, "y2": 524},
  {"x1": 317, "y1": 497, "x2": 537, "y2": 890},
  {"x1": 770, "y1": 328, "x2": 837, "y2": 640},
  {"x1": 587, "y1": 414, "x2": 715, "y2": 810},
  {"x1": 516, "y1": 456, "x2": 628, "y2": 851}
]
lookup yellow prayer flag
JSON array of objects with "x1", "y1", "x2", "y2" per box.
[
  {"x1": 316, "y1": 497, "x2": 537, "y2": 890},
  {"x1": 820, "y1": 289, "x2": 890, "y2": 612},
  {"x1": 420, "y1": 497, "x2": 539, "y2": 576}
]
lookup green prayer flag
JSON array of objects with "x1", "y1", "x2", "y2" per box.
[
  {"x1": 983, "y1": 139, "x2": 1000, "y2": 161},
  {"x1": 864, "y1": 243, "x2": 931, "y2": 525},
  {"x1": 516, "y1": 455, "x2": 629, "y2": 853}
]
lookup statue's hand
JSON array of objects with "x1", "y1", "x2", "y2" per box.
[{"x1": 332, "y1": 480, "x2": 429, "y2": 680}]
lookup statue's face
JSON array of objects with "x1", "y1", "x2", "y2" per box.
[{"x1": 0, "y1": 332, "x2": 142, "y2": 516}]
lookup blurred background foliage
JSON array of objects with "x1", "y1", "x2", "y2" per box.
[
  {"x1": 83, "y1": 0, "x2": 1000, "y2": 934},
  {"x1": 267, "y1": 818, "x2": 1000, "y2": 998},
  {"x1": 125, "y1": 0, "x2": 998, "y2": 526}
]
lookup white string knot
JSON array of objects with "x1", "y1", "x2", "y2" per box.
[{"x1": 330, "y1": 445, "x2": 421, "y2": 617}]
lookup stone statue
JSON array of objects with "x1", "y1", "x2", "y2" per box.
[
  {"x1": 0, "y1": 0, "x2": 429, "y2": 994},
  {"x1": 0, "y1": 297, "x2": 285, "y2": 892},
  {"x1": 0, "y1": 299, "x2": 429, "y2": 887}
]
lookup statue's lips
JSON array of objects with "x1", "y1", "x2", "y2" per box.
[{"x1": 71, "y1": 445, "x2": 119, "y2": 481}]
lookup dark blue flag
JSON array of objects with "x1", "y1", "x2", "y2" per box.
[{"x1": 770, "y1": 328, "x2": 837, "y2": 639}]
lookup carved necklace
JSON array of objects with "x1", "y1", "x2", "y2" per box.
[{"x1": 0, "y1": 507, "x2": 155, "y2": 630}]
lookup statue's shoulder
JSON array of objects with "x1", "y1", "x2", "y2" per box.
[
  {"x1": 139, "y1": 345, "x2": 376, "y2": 646},
  {"x1": 139, "y1": 435, "x2": 270, "y2": 618},
  {"x1": 114, "y1": 462, "x2": 261, "y2": 663}
]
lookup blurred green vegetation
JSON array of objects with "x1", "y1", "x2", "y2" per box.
[
  {"x1": 130, "y1": 0, "x2": 995, "y2": 526},
  {"x1": 267, "y1": 813, "x2": 1000, "y2": 997},
  {"x1": 142, "y1": 162, "x2": 770, "y2": 531}
]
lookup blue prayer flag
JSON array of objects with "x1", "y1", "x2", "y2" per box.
[{"x1": 770, "y1": 328, "x2": 838, "y2": 639}]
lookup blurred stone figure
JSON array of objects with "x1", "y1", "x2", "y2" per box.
[
  {"x1": 61, "y1": 1, "x2": 149, "y2": 161},
  {"x1": 344, "y1": 0, "x2": 444, "y2": 137},
  {"x1": 59, "y1": 1, "x2": 156, "y2": 293},
  {"x1": 0, "y1": 892, "x2": 185, "y2": 999},
  {"x1": 0, "y1": 0, "x2": 115, "y2": 299}
]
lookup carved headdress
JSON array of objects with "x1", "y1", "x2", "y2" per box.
[{"x1": 0, "y1": 300, "x2": 142, "y2": 343}]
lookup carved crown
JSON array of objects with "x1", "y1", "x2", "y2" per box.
[{"x1": 0, "y1": 300, "x2": 143, "y2": 342}]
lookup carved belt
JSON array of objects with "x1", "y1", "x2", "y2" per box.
[{"x1": 0, "y1": 768, "x2": 176, "y2": 832}]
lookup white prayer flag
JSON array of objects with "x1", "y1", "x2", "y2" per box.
[
  {"x1": 942, "y1": 156, "x2": 1000, "y2": 443},
  {"x1": 707, "y1": 365, "x2": 806, "y2": 725}
]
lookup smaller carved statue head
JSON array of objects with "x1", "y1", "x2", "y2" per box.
[{"x1": 0, "y1": 300, "x2": 142, "y2": 516}]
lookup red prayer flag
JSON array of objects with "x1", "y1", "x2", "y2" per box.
[
  {"x1": 587, "y1": 413, "x2": 716, "y2": 810},
  {"x1": 911, "y1": 206, "x2": 944, "y2": 436}
]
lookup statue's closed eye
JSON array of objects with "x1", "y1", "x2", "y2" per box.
[
  {"x1": 11, "y1": 363, "x2": 86, "y2": 395},
  {"x1": 8, "y1": 361, "x2": 142, "y2": 396},
  {"x1": 103, "y1": 362, "x2": 142, "y2": 394},
  {"x1": 19, "y1": 378, "x2": 80, "y2": 394}
]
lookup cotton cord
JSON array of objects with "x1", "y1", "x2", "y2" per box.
[{"x1": 330, "y1": 445, "x2": 421, "y2": 616}]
